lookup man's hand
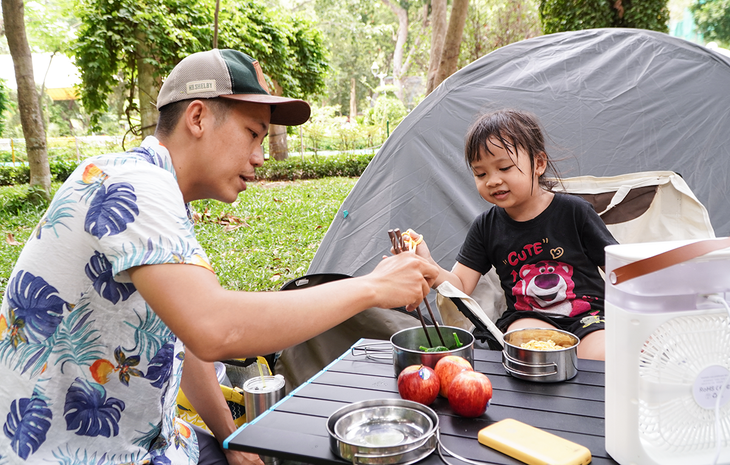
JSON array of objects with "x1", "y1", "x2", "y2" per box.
[
  {"x1": 367, "y1": 251, "x2": 439, "y2": 311},
  {"x1": 223, "y1": 449, "x2": 264, "y2": 465}
]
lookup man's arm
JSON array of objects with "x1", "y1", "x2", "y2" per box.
[
  {"x1": 180, "y1": 352, "x2": 262, "y2": 465},
  {"x1": 128, "y1": 251, "x2": 437, "y2": 361}
]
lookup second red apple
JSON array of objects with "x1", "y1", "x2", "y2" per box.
[
  {"x1": 447, "y1": 370, "x2": 492, "y2": 417},
  {"x1": 433, "y1": 355, "x2": 473, "y2": 398}
]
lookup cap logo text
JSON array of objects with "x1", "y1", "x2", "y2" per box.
[{"x1": 186, "y1": 80, "x2": 216, "y2": 94}]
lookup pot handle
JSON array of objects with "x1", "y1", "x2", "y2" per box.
[
  {"x1": 351, "y1": 342, "x2": 393, "y2": 361},
  {"x1": 609, "y1": 237, "x2": 730, "y2": 285},
  {"x1": 502, "y1": 352, "x2": 558, "y2": 376},
  {"x1": 351, "y1": 436, "x2": 430, "y2": 465}
]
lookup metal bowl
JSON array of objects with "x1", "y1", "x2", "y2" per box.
[
  {"x1": 502, "y1": 328, "x2": 579, "y2": 383},
  {"x1": 390, "y1": 326, "x2": 474, "y2": 377},
  {"x1": 327, "y1": 399, "x2": 439, "y2": 465}
]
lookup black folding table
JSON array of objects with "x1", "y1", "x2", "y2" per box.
[{"x1": 224, "y1": 338, "x2": 618, "y2": 464}]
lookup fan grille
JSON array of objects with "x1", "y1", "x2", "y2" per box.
[{"x1": 637, "y1": 313, "x2": 730, "y2": 452}]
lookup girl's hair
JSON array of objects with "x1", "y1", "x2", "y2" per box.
[{"x1": 464, "y1": 109, "x2": 560, "y2": 191}]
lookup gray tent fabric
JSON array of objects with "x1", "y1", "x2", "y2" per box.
[{"x1": 275, "y1": 28, "x2": 730, "y2": 388}]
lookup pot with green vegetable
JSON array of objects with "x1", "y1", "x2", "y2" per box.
[{"x1": 390, "y1": 326, "x2": 474, "y2": 377}]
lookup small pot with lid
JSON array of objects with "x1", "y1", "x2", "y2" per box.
[{"x1": 502, "y1": 328, "x2": 580, "y2": 383}]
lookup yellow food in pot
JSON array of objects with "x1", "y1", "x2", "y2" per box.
[{"x1": 520, "y1": 339, "x2": 562, "y2": 350}]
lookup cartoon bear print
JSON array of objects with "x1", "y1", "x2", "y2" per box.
[{"x1": 512, "y1": 260, "x2": 591, "y2": 317}]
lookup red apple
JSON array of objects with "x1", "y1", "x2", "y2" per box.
[
  {"x1": 397, "y1": 365, "x2": 440, "y2": 405},
  {"x1": 447, "y1": 370, "x2": 493, "y2": 417},
  {"x1": 433, "y1": 355, "x2": 473, "y2": 398}
]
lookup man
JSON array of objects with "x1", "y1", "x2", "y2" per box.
[{"x1": 0, "y1": 49, "x2": 437, "y2": 463}]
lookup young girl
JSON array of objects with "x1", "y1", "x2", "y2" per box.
[{"x1": 411, "y1": 109, "x2": 617, "y2": 360}]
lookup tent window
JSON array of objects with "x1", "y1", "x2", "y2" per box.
[{"x1": 572, "y1": 186, "x2": 657, "y2": 225}]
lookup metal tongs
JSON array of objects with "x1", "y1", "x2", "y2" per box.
[{"x1": 388, "y1": 228, "x2": 447, "y2": 348}]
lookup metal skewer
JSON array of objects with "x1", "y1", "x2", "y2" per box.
[
  {"x1": 388, "y1": 229, "x2": 433, "y2": 347},
  {"x1": 395, "y1": 228, "x2": 447, "y2": 347},
  {"x1": 423, "y1": 299, "x2": 446, "y2": 346}
]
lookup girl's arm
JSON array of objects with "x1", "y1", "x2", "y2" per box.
[
  {"x1": 404, "y1": 230, "x2": 483, "y2": 295},
  {"x1": 436, "y1": 262, "x2": 483, "y2": 295}
]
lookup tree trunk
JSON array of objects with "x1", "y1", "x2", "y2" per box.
[
  {"x1": 426, "y1": 0, "x2": 447, "y2": 96},
  {"x1": 349, "y1": 77, "x2": 357, "y2": 122},
  {"x1": 269, "y1": 80, "x2": 288, "y2": 161},
  {"x1": 433, "y1": 0, "x2": 469, "y2": 90},
  {"x1": 381, "y1": 0, "x2": 408, "y2": 102},
  {"x1": 2, "y1": 0, "x2": 51, "y2": 199},
  {"x1": 137, "y1": 32, "x2": 159, "y2": 138}
]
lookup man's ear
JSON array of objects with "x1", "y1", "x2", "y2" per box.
[{"x1": 184, "y1": 100, "x2": 207, "y2": 139}]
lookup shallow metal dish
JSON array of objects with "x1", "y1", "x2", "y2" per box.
[
  {"x1": 327, "y1": 399, "x2": 439, "y2": 465},
  {"x1": 502, "y1": 328, "x2": 579, "y2": 383}
]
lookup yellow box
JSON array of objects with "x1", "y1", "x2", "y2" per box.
[{"x1": 478, "y1": 418, "x2": 592, "y2": 465}]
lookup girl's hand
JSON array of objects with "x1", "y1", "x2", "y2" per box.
[{"x1": 402, "y1": 229, "x2": 434, "y2": 262}]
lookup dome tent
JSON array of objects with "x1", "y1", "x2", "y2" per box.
[{"x1": 275, "y1": 28, "x2": 730, "y2": 388}]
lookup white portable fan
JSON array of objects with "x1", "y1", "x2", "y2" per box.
[{"x1": 605, "y1": 238, "x2": 730, "y2": 465}]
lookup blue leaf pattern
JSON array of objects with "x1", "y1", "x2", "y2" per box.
[
  {"x1": 0, "y1": 139, "x2": 198, "y2": 461},
  {"x1": 35, "y1": 187, "x2": 75, "y2": 240},
  {"x1": 64, "y1": 378, "x2": 125, "y2": 437},
  {"x1": 129, "y1": 146, "x2": 164, "y2": 167},
  {"x1": 84, "y1": 182, "x2": 139, "y2": 238},
  {"x1": 7, "y1": 271, "x2": 66, "y2": 343},
  {"x1": 145, "y1": 341, "x2": 174, "y2": 389},
  {"x1": 132, "y1": 422, "x2": 161, "y2": 448},
  {"x1": 3, "y1": 396, "x2": 52, "y2": 459},
  {"x1": 85, "y1": 251, "x2": 136, "y2": 304},
  {"x1": 150, "y1": 451, "x2": 172, "y2": 465}
]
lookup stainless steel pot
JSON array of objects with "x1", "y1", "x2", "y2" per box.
[
  {"x1": 502, "y1": 328, "x2": 579, "y2": 383},
  {"x1": 354, "y1": 326, "x2": 475, "y2": 377},
  {"x1": 327, "y1": 399, "x2": 439, "y2": 465}
]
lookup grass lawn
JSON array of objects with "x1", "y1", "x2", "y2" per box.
[{"x1": 0, "y1": 177, "x2": 359, "y2": 297}]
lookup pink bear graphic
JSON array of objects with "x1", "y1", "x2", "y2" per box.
[{"x1": 512, "y1": 260, "x2": 591, "y2": 317}]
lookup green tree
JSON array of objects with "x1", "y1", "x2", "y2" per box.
[
  {"x1": 73, "y1": 0, "x2": 327, "y2": 141},
  {"x1": 366, "y1": 85, "x2": 407, "y2": 127},
  {"x1": 3, "y1": 0, "x2": 52, "y2": 200},
  {"x1": 460, "y1": 0, "x2": 541, "y2": 67},
  {"x1": 539, "y1": 0, "x2": 670, "y2": 34},
  {"x1": 311, "y1": 0, "x2": 397, "y2": 114},
  {"x1": 0, "y1": 79, "x2": 8, "y2": 136},
  {"x1": 692, "y1": 0, "x2": 730, "y2": 46}
]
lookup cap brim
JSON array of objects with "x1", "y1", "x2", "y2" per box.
[{"x1": 220, "y1": 94, "x2": 311, "y2": 126}]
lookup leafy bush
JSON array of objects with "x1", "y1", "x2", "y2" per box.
[
  {"x1": 0, "y1": 159, "x2": 81, "y2": 186},
  {"x1": 0, "y1": 184, "x2": 50, "y2": 216},
  {"x1": 0, "y1": 152, "x2": 375, "y2": 186},
  {"x1": 539, "y1": 0, "x2": 669, "y2": 34},
  {"x1": 0, "y1": 165, "x2": 30, "y2": 185},
  {"x1": 49, "y1": 159, "x2": 82, "y2": 182},
  {"x1": 365, "y1": 86, "x2": 408, "y2": 128},
  {"x1": 257, "y1": 153, "x2": 374, "y2": 180},
  {"x1": 692, "y1": 0, "x2": 730, "y2": 46}
]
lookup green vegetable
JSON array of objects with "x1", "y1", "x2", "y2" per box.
[
  {"x1": 419, "y1": 345, "x2": 450, "y2": 352},
  {"x1": 418, "y1": 332, "x2": 466, "y2": 352}
]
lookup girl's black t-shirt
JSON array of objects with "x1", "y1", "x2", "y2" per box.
[{"x1": 456, "y1": 193, "x2": 618, "y2": 318}]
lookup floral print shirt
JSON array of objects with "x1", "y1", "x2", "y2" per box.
[{"x1": 0, "y1": 137, "x2": 212, "y2": 463}]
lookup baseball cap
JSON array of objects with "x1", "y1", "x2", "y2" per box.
[{"x1": 156, "y1": 49, "x2": 311, "y2": 126}]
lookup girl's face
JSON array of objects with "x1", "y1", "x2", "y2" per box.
[{"x1": 471, "y1": 137, "x2": 549, "y2": 221}]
